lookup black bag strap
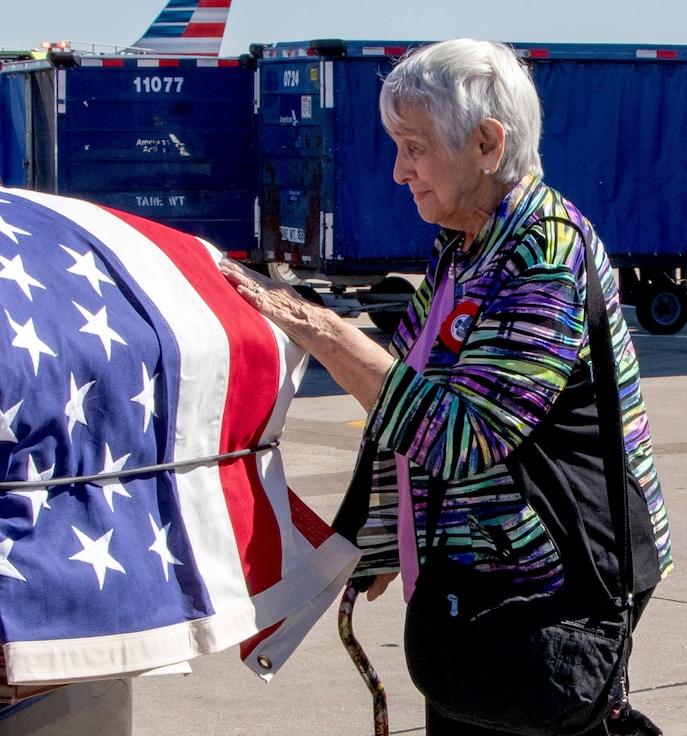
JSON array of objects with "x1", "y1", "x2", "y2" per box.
[
  {"x1": 576, "y1": 220, "x2": 634, "y2": 601},
  {"x1": 332, "y1": 436, "x2": 379, "y2": 544}
]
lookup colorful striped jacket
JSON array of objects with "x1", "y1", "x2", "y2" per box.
[{"x1": 351, "y1": 173, "x2": 672, "y2": 598}]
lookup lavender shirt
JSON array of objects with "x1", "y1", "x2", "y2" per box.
[{"x1": 395, "y1": 265, "x2": 455, "y2": 601}]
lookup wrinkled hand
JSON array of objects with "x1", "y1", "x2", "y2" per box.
[
  {"x1": 366, "y1": 572, "x2": 399, "y2": 602},
  {"x1": 219, "y1": 258, "x2": 302, "y2": 320},
  {"x1": 219, "y1": 258, "x2": 326, "y2": 353},
  {"x1": 220, "y1": 258, "x2": 394, "y2": 412}
]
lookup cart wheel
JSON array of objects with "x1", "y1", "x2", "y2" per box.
[
  {"x1": 293, "y1": 284, "x2": 324, "y2": 305},
  {"x1": 635, "y1": 284, "x2": 687, "y2": 334},
  {"x1": 363, "y1": 276, "x2": 415, "y2": 335},
  {"x1": 267, "y1": 263, "x2": 303, "y2": 285}
]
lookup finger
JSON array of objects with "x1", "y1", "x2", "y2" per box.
[
  {"x1": 366, "y1": 576, "x2": 389, "y2": 602},
  {"x1": 366, "y1": 581, "x2": 387, "y2": 602},
  {"x1": 230, "y1": 280, "x2": 267, "y2": 309},
  {"x1": 218, "y1": 257, "x2": 240, "y2": 272},
  {"x1": 218, "y1": 260, "x2": 246, "y2": 283},
  {"x1": 367, "y1": 586, "x2": 382, "y2": 602},
  {"x1": 220, "y1": 262, "x2": 261, "y2": 294},
  {"x1": 219, "y1": 262, "x2": 273, "y2": 298}
]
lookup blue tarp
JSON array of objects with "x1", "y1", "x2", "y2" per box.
[
  {"x1": 533, "y1": 59, "x2": 687, "y2": 259},
  {"x1": 0, "y1": 73, "x2": 28, "y2": 187}
]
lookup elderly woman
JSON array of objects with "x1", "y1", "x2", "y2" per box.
[{"x1": 221, "y1": 39, "x2": 671, "y2": 736}]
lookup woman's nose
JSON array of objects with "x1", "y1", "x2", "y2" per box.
[{"x1": 393, "y1": 152, "x2": 412, "y2": 185}]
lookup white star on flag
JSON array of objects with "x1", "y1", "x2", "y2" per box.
[
  {"x1": 131, "y1": 363, "x2": 158, "y2": 433},
  {"x1": 69, "y1": 527, "x2": 125, "y2": 590},
  {"x1": 0, "y1": 538, "x2": 27, "y2": 582},
  {"x1": 9, "y1": 455, "x2": 55, "y2": 525},
  {"x1": 0, "y1": 400, "x2": 22, "y2": 443},
  {"x1": 60, "y1": 244, "x2": 115, "y2": 296},
  {"x1": 0, "y1": 253, "x2": 46, "y2": 300},
  {"x1": 4, "y1": 310, "x2": 57, "y2": 375},
  {"x1": 0, "y1": 214, "x2": 30, "y2": 244},
  {"x1": 65, "y1": 373, "x2": 95, "y2": 437},
  {"x1": 148, "y1": 514, "x2": 183, "y2": 582},
  {"x1": 72, "y1": 302, "x2": 127, "y2": 360},
  {"x1": 93, "y1": 444, "x2": 132, "y2": 511}
]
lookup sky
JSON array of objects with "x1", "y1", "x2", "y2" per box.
[{"x1": 3, "y1": 0, "x2": 687, "y2": 57}]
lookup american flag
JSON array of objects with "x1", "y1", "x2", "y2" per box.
[{"x1": 0, "y1": 188, "x2": 360, "y2": 687}]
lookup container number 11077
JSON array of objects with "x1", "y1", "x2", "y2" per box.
[{"x1": 133, "y1": 76, "x2": 184, "y2": 93}]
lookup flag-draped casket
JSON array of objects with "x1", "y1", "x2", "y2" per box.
[{"x1": 0, "y1": 187, "x2": 360, "y2": 691}]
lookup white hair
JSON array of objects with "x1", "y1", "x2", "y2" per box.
[{"x1": 380, "y1": 39, "x2": 543, "y2": 185}]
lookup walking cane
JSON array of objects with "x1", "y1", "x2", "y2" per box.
[{"x1": 338, "y1": 578, "x2": 389, "y2": 736}]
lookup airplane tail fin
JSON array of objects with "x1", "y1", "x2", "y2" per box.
[{"x1": 131, "y1": 0, "x2": 233, "y2": 56}]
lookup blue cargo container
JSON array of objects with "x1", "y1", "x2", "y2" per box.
[
  {"x1": 251, "y1": 39, "x2": 438, "y2": 329},
  {"x1": 511, "y1": 42, "x2": 687, "y2": 333},
  {"x1": 0, "y1": 68, "x2": 31, "y2": 186},
  {"x1": 511, "y1": 41, "x2": 687, "y2": 270},
  {"x1": 254, "y1": 39, "x2": 438, "y2": 279},
  {"x1": 251, "y1": 39, "x2": 687, "y2": 333},
  {"x1": 3, "y1": 40, "x2": 686, "y2": 333},
  {"x1": 0, "y1": 51, "x2": 256, "y2": 256}
]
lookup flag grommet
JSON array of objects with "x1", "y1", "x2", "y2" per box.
[{"x1": 257, "y1": 655, "x2": 273, "y2": 670}]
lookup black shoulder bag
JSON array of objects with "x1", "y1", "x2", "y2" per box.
[{"x1": 404, "y1": 225, "x2": 636, "y2": 735}]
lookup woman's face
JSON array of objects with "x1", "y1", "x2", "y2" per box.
[{"x1": 387, "y1": 103, "x2": 486, "y2": 231}]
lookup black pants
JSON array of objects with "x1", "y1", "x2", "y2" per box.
[{"x1": 424, "y1": 588, "x2": 655, "y2": 736}]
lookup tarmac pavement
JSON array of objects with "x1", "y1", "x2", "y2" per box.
[{"x1": 132, "y1": 308, "x2": 687, "y2": 736}]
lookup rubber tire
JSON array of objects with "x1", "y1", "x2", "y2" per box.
[
  {"x1": 635, "y1": 284, "x2": 687, "y2": 334},
  {"x1": 364, "y1": 276, "x2": 416, "y2": 335},
  {"x1": 293, "y1": 284, "x2": 324, "y2": 305},
  {"x1": 268, "y1": 263, "x2": 303, "y2": 286}
]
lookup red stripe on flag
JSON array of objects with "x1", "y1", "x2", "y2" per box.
[
  {"x1": 240, "y1": 620, "x2": 282, "y2": 659},
  {"x1": 198, "y1": 0, "x2": 232, "y2": 6},
  {"x1": 104, "y1": 210, "x2": 284, "y2": 596},
  {"x1": 183, "y1": 23, "x2": 226, "y2": 38},
  {"x1": 239, "y1": 490, "x2": 335, "y2": 659},
  {"x1": 288, "y1": 489, "x2": 334, "y2": 547}
]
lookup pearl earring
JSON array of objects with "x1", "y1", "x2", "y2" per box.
[{"x1": 483, "y1": 168, "x2": 491, "y2": 175}]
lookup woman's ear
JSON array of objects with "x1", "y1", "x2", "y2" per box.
[{"x1": 478, "y1": 118, "x2": 506, "y2": 173}]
